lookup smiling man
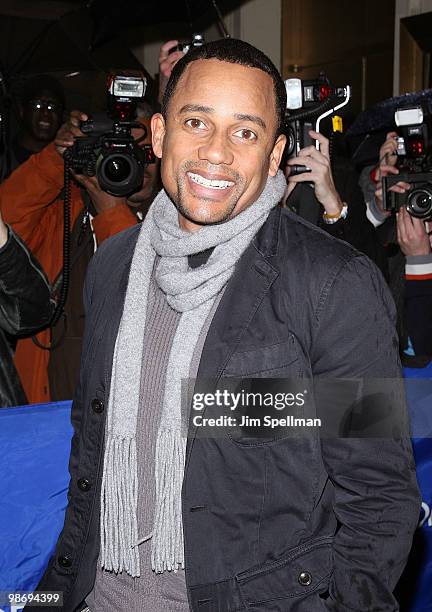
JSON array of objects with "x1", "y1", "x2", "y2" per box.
[
  {"x1": 30, "y1": 39, "x2": 420, "y2": 612},
  {"x1": 8, "y1": 75, "x2": 65, "y2": 176},
  {"x1": 152, "y1": 57, "x2": 285, "y2": 230}
]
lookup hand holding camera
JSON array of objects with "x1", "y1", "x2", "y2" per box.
[
  {"x1": 158, "y1": 40, "x2": 185, "y2": 103},
  {"x1": 57, "y1": 72, "x2": 153, "y2": 204},
  {"x1": 397, "y1": 206, "x2": 432, "y2": 256},
  {"x1": 285, "y1": 130, "x2": 344, "y2": 216},
  {"x1": 55, "y1": 110, "x2": 88, "y2": 157},
  {"x1": 158, "y1": 36, "x2": 204, "y2": 103},
  {"x1": 54, "y1": 110, "x2": 129, "y2": 213},
  {"x1": 380, "y1": 104, "x2": 432, "y2": 220},
  {"x1": 374, "y1": 133, "x2": 411, "y2": 217}
]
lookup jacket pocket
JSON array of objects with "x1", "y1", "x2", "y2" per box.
[
  {"x1": 222, "y1": 336, "x2": 300, "y2": 378},
  {"x1": 235, "y1": 536, "x2": 333, "y2": 607}
]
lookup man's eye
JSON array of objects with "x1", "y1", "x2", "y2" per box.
[
  {"x1": 234, "y1": 129, "x2": 257, "y2": 141},
  {"x1": 185, "y1": 118, "x2": 206, "y2": 130}
]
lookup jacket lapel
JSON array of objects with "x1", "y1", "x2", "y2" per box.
[{"x1": 186, "y1": 207, "x2": 281, "y2": 462}]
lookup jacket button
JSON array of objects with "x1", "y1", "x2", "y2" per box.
[
  {"x1": 91, "y1": 398, "x2": 104, "y2": 413},
  {"x1": 58, "y1": 555, "x2": 72, "y2": 568},
  {"x1": 298, "y1": 571, "x2": 312, "y2": 586},
  {"x1": 78, "y1": 478, "x2": 91, "y2": 491}
]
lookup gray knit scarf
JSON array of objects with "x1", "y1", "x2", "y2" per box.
[{"x1": 100, "y1": 171, "x2": 286, "y2": 577}]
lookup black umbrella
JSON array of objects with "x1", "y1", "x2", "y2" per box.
[
  {"x1": 3, "y1": 8, "x2": 145, "y2": 77},
  {"x1": 0, "y1": 5, "x2": 156, "y2": 118},
  {"x1": 88, "y1": 0, "x2": 245, "y2": 49},
  {"x1": 347, "y1": 89, "x2": 432, "y2": 137}
]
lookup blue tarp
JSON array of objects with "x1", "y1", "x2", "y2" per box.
[
  {"x1": 0, "y1": 400, "x2": 73, "y2": 607},
  {"x1": 402, "y1": 364, "x2": 432, "y2": 612}
]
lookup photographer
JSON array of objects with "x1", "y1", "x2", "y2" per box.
[
  {"x1": 398, "y1": 208, "x2": 432, "y2": 357},
  {"x1": 0, "y1": 100, "x2": 160, "y2": 404},
  {"x1": 0, "y1": 210, "x2": 54, "y2": 406},
  {"x1": 5, "y1": 75, "x2": 65, "y2": 178},
  {"x1": 283, "y1": 130, "x2": 388, "y2": 275},
  {"x1": 372, "y1": 136, "x2": 432, "y2": 357}
]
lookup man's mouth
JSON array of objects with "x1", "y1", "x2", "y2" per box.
[
  {"x1": 187, "y1": 171, "x2": 235, "y2": 190},
  {"x1": 38, "y1": 121, "x2": 51, "y2": 129}
]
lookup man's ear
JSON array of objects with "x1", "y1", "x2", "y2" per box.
[
  {"x1": 268, "y1": 134, "x2": 287, "y2": 177},
  {"x1": 151, "y1": 113, "x2": 166, "y2": 159}
]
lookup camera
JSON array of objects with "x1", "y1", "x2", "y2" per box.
[
  {"x1": 382, "y1": 104, "x2": 432, "y2": 219},
  {"x1": 382, "y1": 173, "x2": 432, "y2": 219},
  {"x1": 283, "y1": 73, "x2": 351, "y2": 163},
  {"x1": 170, "y1": 33, "x2": 205, "y2": 54},
  {"x1": 64, "y1": 71, "x2": 153, "y2": 197}
]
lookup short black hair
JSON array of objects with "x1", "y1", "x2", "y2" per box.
[
  {"x1": 161, "y1": 38, "x2": 286, "y2": 136},
  {"x1": 21, "y1": 74, "x2": 65, "y2": 109}
]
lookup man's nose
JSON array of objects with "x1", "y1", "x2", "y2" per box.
[
  {"x1": 198, "y1": 130, "x2": 234, "y2": 165},
  {"x1": 40, "y1": 106, "x2": 51, "y2": 119}
]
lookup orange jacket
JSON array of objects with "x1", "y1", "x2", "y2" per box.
[{"x1": 0, "y1": 143, "x2": 138, "y2": 403}]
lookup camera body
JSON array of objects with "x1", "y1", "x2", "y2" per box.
[
  {"x1": 382, "y1": 104, "x2": 432, "y2": 219},
  {"x1": 171, "y1": 33, "x2": 204, "y2": 54},
  {"x1": 383, "y1": 172, "x2": 432, "y2": 219},
  {"x1": 64, "y1": 71, "x2": 153, "y2": 197}
]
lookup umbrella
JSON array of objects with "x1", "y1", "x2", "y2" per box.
[
  {"x1": 1, "y1": 8, "x2": 146, "y2": 77},
  {"x1": 0, "y1": 6, "x2": 157, "y2": 118},
  {"x1": 347, "y1": 89, "x2": 432, "y2": 137},
  {"x1": 88, "y1": 0, "x2": 245, "y2": 49}
]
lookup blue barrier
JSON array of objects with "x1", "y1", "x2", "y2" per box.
[
  {"x1": 0, "y1": 401, "x2": 73, "y2": 611},
  {"x1": 0, "y1": 370, "x2": 432, "y2": 611},
  {"x1": 401, "y1": 364, "x2": 432, "y2": 612}
]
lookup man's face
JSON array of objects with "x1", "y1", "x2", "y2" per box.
[
  {"x1": 126, "y1": 117, "x2": 160, "y2": 207},
  {"x1": 22, "y1": 91, "x2": 62, "y2": 143},
  {"x1": 151, "y1": 59, "x2": 286, "y2": 232}
]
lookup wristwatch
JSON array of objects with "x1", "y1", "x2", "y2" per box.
[{"x1": 322, "y1": 203, "x2": 348, "y2": 225}]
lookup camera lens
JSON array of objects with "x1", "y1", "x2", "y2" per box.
[
  {"x1": 97, "y1": 150, "x2": 144, "y2": 197},
  {"x1": 407, "y1": 187, "x2": 432, "y2": 219},
  {"x1": 103, "y1": 156, "x2": 131, "y2": 183}
]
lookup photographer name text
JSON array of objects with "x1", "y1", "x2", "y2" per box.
[{"x1": 192, "y1": 414, "x2": 321, "y2": 428}]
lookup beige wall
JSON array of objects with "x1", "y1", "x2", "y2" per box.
[
  {"x1": 131, "y1": 0, "x2": 282, "y2": 80},
  {"x1": 394, "y1": 0, "x2": 432, "y2": 93}
]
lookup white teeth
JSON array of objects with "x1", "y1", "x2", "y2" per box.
[{"x1": 187, "y1": 172, "x2": 234, "y2": 190}]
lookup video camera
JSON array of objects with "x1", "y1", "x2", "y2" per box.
[
  {"x1": 64, "y1": 71, "x2": 154, "y2": 198},
  {"x1": 284, "y1": 73, "x2": 351, "y2": 175},
  {"x1": 382, "y1": 104, "x2": 432, "y2": 219}
]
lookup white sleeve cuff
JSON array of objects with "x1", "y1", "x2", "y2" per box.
[
  {"x1": 365, "y1": 197, "x2": 388, "y2": 227},
  {"x1": 406, "y1": 254, "x2": 432, "y2": 279}
]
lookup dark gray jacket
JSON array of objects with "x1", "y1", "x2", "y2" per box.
[{"x1": 31, "y1": 206, "x2": 420, "y2": 611}]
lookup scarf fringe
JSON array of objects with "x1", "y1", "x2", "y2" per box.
[
  {"x1": 151, "y1": 428, "x2": 187, "y2": 573},
  {"x1": 100, "y1": 435, "x2": 140, "y2": 577}
]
